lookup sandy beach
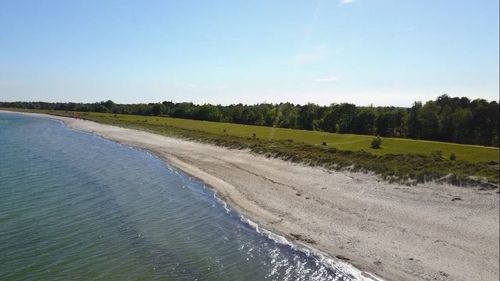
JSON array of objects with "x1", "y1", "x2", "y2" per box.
[{"x1": 7, "y1": 111, "x2": 499, "y2": 281}]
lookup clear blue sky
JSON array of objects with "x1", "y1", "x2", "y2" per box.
[{"x1": 1, "y1": 0, "x2": 498, "y2": 106}]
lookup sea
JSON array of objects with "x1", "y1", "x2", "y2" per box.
[{"x1": 0, "y1": 112, "x2": 356, "y2": 281}]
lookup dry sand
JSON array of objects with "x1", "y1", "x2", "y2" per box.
[{"x1": 6, "y1": 111, "x2": 499, "y2": 281}]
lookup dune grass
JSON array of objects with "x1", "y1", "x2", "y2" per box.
[{"x1": 4, "y1": 109, "x2": 499, "y2": 186}]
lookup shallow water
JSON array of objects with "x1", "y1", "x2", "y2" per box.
[{"x1": 0, "y1": 113, "x2": 354, "y2": 281}]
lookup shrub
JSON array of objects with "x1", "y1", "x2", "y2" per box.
[
  {"x1": 450, "y1": 152, "x2": 456, "y2": 161},
  {"x1": 322, "y1": 141, "x2": 327, "y2": 146},
  {"x1": 430, "y1": 150, "x2": 443, "y2": 160},
  {"x1": 371, "y1": 136, "x2": 383, "y2": 149}
]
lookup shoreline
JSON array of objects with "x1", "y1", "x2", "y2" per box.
[{"x1": 3, "y1": 110, "x2": 499, "y2": 281}]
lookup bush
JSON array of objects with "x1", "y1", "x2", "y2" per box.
[
  {"x1": 450, "y1": 152, "x2": 456, "y2": 161},
  {"x1": 431, "y1": 150, "x2": 443, "y2": 160},
  {"x1": 371, "y1": 136, "x2": 383, "y2": 149}
]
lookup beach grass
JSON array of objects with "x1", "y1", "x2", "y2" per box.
[{"x1": 4, "y1": 109, "x2": 499, "y2": 186}]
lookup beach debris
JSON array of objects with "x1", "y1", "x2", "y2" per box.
[
  {"x1": 303, "y1": 238, "x2": 316, "y2": 244},
  {"x1": 335, "y1": 255, "x2": 351, "y2": 261},
  {"x1": 289, "y1": 233, "x2": 316, "y2": 244},
  {"x1": 439, "y1": 271, "x2": 449, "y2": 277}
]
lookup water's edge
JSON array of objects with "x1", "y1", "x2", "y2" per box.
[{"x1": 2, "y1": 110, "x2": 384, "y2": 281}]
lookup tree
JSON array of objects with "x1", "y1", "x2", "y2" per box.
[
  {"x1": 337, "y1": 103, "x2": 357, "y2": 133},
  {"x1": 297, "y1": 103, "x2": 320, "y2": 130},
  {"x1": 407, "y1": 102, "x2": 422, "y2": 139},
  {"x1": 420, "y1": 101, "x2": 440, "y2": 140},
  {"x1": 319, "y1": 104, "x2": 340, "y2": 133},
  {"x1": 353, "y1": 108, "x2": 376, "y2": 134},
  {"x1": 277, "y1": 103, "x2": 298, "y2": 128}
]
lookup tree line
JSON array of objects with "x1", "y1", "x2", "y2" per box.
[{"x1": 1, "y1": 94, "x2": 498, "y2": 146}]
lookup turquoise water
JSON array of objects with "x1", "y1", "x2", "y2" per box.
[{"x1": 0, "y1": 113, "x2": 353, "y2": 281}]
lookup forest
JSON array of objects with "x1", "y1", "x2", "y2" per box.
[{"x1": 1, "y1": 95, "x2": 498, "y2": 147}]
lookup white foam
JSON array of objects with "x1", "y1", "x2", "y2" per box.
[{"x1": 239, "y1": 215, "x2": 384, "y2": 281}]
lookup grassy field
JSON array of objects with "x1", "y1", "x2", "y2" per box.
[
  {"x1": 79, "y1": 111, "x2": 497, "y2": 163},
  {"x1": 4, "y1": 109, "x2": 499, "y2": 185}
]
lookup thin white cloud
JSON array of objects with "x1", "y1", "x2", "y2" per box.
[
  {"x1": 339, "y1": 0, "x2": 356, "y2": 5},
  {"x1": 313, "y1": 75, "x2": 340, "y2": 82}
]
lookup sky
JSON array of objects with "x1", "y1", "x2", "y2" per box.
[{"x1": 0, "y1": 0, "x2": 498, "y2": 106}]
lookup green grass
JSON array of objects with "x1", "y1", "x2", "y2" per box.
[
  {"x1": 4, "y1": 109, "x2": 499, "y2": 186},
  {"x1": 80, "y1": 111, "x2": 496, "y2": 163}
]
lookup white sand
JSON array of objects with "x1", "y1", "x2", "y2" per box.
[{"x1": 6, "y1": 111, "x2": 499, "y2": 281}]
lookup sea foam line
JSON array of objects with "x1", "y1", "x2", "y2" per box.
[{"x1": 236, "y1": 213, "x2": 385, "y2": 281}]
